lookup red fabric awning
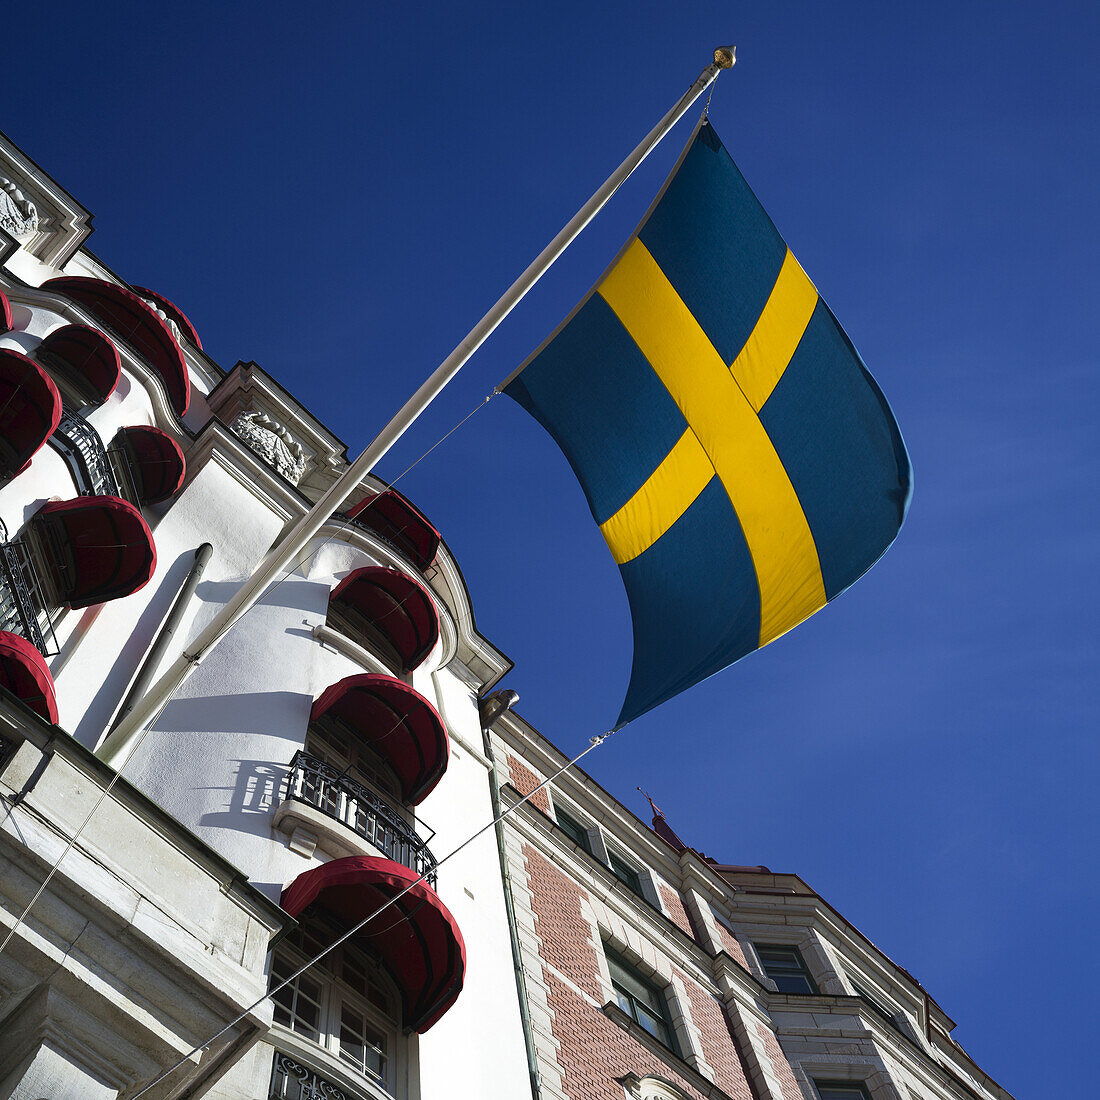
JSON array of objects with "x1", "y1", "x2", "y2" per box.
[
  {"x1": 115, "y1": 425, "x2": 186, "y2": 503},
  {"x1": 310, "y1": 674, "x2": 448, "y2": 806},
  {"x1": 36, "y1": 324, "x2": 121, "y2": 405},
  {"x1": 0, "y1": 288, "x2": 11, "y2": 334},
  {"x1": 0, "y1": 349, "x2": 62, "y2": 478},
  {"x1": 347, "y1": 489, "x2": 441, "y2": 571},
  {"x1": 33, "y1": 495, "x2": 156, "y2": 609},
  {"x1": 42, "y1": 277, "x2": 190, "y2": 416},
  {"x1": 329, "y1": 566, "x2": 439, "y2": 671},
  {"x1": 0, "y1": 630, "x2": 58, "y2": 724},
  {"x1": 281, "y1": 855, "x2": 465, "y2": 1033},
  {"x1": 131, "y1": 286, "x2": 203, "y2": 350}
]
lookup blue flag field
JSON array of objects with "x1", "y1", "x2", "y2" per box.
[{"x1": 506, "y1": 120, "x2": 912, "y2": 727}]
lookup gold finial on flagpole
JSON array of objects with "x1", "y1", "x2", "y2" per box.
[{"x1": 714, "y1": 46, "x2": 736, "y2": 69}]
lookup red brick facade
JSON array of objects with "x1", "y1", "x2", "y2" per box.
[
  {"x1": 506, "y1": 753, "x2": 552, "y2": 814},
  {"x1": 659, "y1": 883, "x2": 695, "y2": 940},
  {"x1": 675, "y1": 966, "x2": 755, "y2": 1100},
  {"x1": 522, "y1": 842, "x2": 755, "y2": 1100},
  {"x1": 714, "y1": 919, "x2": 750, "y2": 970},
  {"x1": 756, "y1": 1020, "x2": 803, "y2": 1100}
]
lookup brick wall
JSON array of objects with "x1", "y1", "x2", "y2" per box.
[
  {"x1": 675, "y1": 967, "x2": 755, "y2": 1100},
  {"x1": 714, "y1": 919, "x2": 750, "y2": 970},
  {"x1": 522, "y1": 842, "x2": 755, "y2": 1100},
  {"x1": 659, "y1": 883, "x2": 695, "y2": 940},
  {"x1": 756, "y1": 1020, "x2": 803, "y2": 1100},
  {"x1": 506, "y1": 753, "x2": 552, "y2": 814}
]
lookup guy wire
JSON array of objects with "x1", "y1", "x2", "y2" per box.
[
  {"x1": 132, "y1": 725, "x2": 621, "y2": 1098},
  {"x1": 0, "y1": 389, "x2": 497, "y2": 960}
]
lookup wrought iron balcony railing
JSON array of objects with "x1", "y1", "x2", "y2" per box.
[
  {"x1": 269, "y1": 1050, "x2": 355, "y2": 1100},
  {"x1": 284, "y1": 750, "x2": 437, "y2": 886},
  {"x1": 0, "y1": 526, "x2": 57, "y2": 655},
  {"x1": 50, "y1": 408, "x2": 121, "y2": 498},
  {"x1": 330, "y1": 511, "x2": 420, "y2": 574}
]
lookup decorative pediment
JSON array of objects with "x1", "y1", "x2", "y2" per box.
[
  {"x1": 0, "y1": 177, "x2": 41, "y2": 238},
  {"x1": 230, "y1": 409, "x2": 308, "y2": 486},
  {"x1": 621, "y1": 1074, "x2": 693, "y2": 1100},
  {"x1": 0, "y1": 136, "x2": 92, "y2": 268}
]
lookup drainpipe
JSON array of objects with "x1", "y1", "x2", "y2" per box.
[
  {"x1": 480, "y1": 689, "x2": 541, "y2": 1100},
  {"x1": 105, "y1": 543, "x2": 212, "y2": 736}
]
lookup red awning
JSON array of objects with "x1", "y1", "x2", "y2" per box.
[
  {"x1": 0, "y1": 288, "x2": 11, "y2": 334},
  {"x1": 36, "y1": 324, "x2": 121, "y2": 405},
  {"x1": 115, "y1": 425, "x2": 186, "y2": 503},
  {"x1": 347, "y1": 489, "x2": 441, "y2": 571},
  {"x1": 0, "y1": 630, "x2": 58, "y2": 724},
  {"x1": 42, "y1": 277, "x2": 190, "y2": 416},
  {"x1": 33, "y1": 495, "x2": 156, "y2": 609},
  {"x1": 310, "y1": 674, "x2": 448, "y2": 806},
  {"x1": 0, "y1": 349, "x2": 62, "y2": 478},
  {"x1": 130, "y1": 286, "x2": 203, "y2": 350},
  {"x1": 281, "y1": 855, "x2": 465, "y2": 1033},
  {"x1": 329, "y1": 567, "x2": 439, "y2": 671}
]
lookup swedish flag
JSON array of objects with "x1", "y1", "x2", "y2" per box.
[{"x1": 505, "y1": 121, "x2": 911, "y2": 727}]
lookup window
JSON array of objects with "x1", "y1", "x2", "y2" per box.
[
  {"x1": 850, "y1": 979, "x2": 904, "y2": 1035},
  {"x1": 813, "y1": 1082, "x2": 872, "y2": 1100},
  {"x1": 755, "y1": 944, "x2": 818, "y2": 994},
  {"x1": 307, "y1": 718, "x2": 401, "y2": 801},
  {"x1": 555, "y1": 808, "x2": 593, "y2": 855},
  {"x1": 607, "y1": 850, "x2": 643, "y2": 896},
  {"x1": 605, "y1": 945, "x2": 679, "y2": 1055},
  {"x1": 270, "y1": 915, "x2": 398, "y2": 1089}
]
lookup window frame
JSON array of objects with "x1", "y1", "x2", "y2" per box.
[
  {"x1": 269, "y1": 918, "x2": 400, "y2": 1092},
  {"x1": 812, "y1": 1080, "x2": 873, "y2": 1100},
  {"x1": 754, "y1": 942, "x2": 819, "y2": 994},
  {"x1": 607, "y1": 848, "x2": 644, "y2": 896},
  {"x1": 604, "y1": 944, "x2": 680, "y2": 1056},
  {"x1": 555, "y1": 806, "x2": 594, "y2": 856}
]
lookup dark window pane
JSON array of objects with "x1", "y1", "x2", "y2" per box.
[
  {"x1": 608, "y1": 852, "x2": 642, "y2": 895},
  {"x1": 605, "y1": 945, "x2": 678, "y2": 1055},
  {"x1": 556, "y1": 810, "x2": 592, "y2": 854},
  {"x1": 815, "y1": 1084, "x2": 871, "y2": 1100},
  {"x1": 755, "y1": 943, "x2": 818, "y2": 994}
]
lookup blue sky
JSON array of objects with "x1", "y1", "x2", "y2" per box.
[{"x1": 8, "y1": 3, "x2": 1097, "y2": 1093}]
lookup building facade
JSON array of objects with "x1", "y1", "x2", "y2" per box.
[{"x1": 0, "y1": 130, "x2": 1013, "y2": 1100}]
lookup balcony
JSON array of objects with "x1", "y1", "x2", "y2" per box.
[
  {"x1": 283, "y1": 751, "x2": 437, "y2": 886},
  {"x1": 50, "y1": 408, "x2": 122, "y2": 498},
  {"x1": 269, "y1": 1048, "x2": 369, "y2": 1100},
  {"x1": 0, "y1": 526, "x2": 57, "y2": 655}
]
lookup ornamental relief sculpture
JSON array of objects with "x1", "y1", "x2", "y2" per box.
[
  {"x1": 623, "y1": 1075, "x2": 691, "y2": 1100},
  {"x1": 230, "y1": 410, "x2": 308, "y2": 486},
  {"x1": 140, "y1": 296, "x2": 185, "y2": 345},
  {"x1": 0, "y1": 177, "x2": 41, "y2": 237}
]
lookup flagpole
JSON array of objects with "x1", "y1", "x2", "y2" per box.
[{"x1": 97, "y1": 46, "x2": 735, "y2": 768}]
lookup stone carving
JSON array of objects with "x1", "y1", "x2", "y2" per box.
[
  {"x1": 623, "y1": 1075, "x2": 690, "y2": 1100},
  {"x1": 230, "y1": 410, "x2": 308, "y2": 485},
  {"x1": 0, "y1": 177, "x2": 40, "y2": 237},
  {"x1": 140, "y1": 297, "x2": 185, "y2": 345}
]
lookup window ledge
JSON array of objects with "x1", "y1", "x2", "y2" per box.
[{"x1": 601, "y1": 1002, "x2": 735, "y2": 1100}]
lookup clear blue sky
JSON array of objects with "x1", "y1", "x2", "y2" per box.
[{"x1": 9, "y1": 3, "x2": 1096, "y2": 1094}]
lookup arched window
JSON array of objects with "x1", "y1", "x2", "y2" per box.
[
  {"x1": 305, "y1": 712, "x2": 402, "y2": 801},
  {"x1": 270, "y1": 911, "x2": 399, "y2": 1089},
  {"x1": 34, "y1": 324, "x2": 120, "y2": 409}
]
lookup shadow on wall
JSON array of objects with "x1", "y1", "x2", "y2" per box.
[
  {"x1": 71, "y1": 548, "x2": 204, "y2": 749},
  {"x1": 198, "y1": 757, "x2": 290, "y2": 832},
  {"x1": 148, "y1": 690, "x2": 313, "y2": 736},
  {"x1": 195, "y1": 577, "x2": 323, "y2": 614}
]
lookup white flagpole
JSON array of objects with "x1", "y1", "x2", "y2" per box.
[{"x1": 97, "y1": 47, "x2": 735, "y2": 767}]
